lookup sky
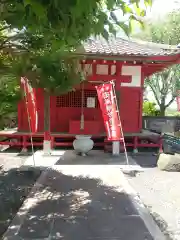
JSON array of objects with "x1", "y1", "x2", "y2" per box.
[{"x1": 146, "y1": 0, "x2": 180, "y2": 18}]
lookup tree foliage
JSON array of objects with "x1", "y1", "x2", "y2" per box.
[
  {"x1": 0, "y1": 0, "x2": 152, "y2": 90},
  {"x1": 139, "y1": 10, "x2": 180, "y2": 45},
  {"x1": 143, "y1": 101, "x2": 160, "y2": 116},
  {"x1": 0, "y1": 0, "x2": 152, "y2": 48},
  {"x1": 0, "y1": 0, "x2": 152, "y2": 130},
  {"x1": 0, "y1": 74, "x2": 20, "y2": 128},
  {"x1": 13, "y1": 52, "x2": 82, "y2": 94},
  {"x1": 145, "y1": 67, "x2": 180, "y2": 115},
  {"x1": 133, "y1": 10, "x2": 180, "y2": 116}
]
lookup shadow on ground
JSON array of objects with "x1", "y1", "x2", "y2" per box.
[
  {"x1": 0, "y1": 167, "x2": 41, "y2": 237},
  {"x1": 130, "y1": 153, "x2": 159, "y2": 168},
  {"x1": 4, "y1": 168, "x2": 153, "y2": 240}
]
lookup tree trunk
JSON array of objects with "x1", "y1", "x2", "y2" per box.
[
  {"x1": 159, "y1": 105, "x2": 166, "y2": 116},
  {"x1": 43, "y1": 89, "x2": 51, "y2": 154},
  {"x1": 44, "y1": 90, "x2": 50, "y2": 133}
]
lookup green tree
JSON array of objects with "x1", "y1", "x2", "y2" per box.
[
  {"x1": 0, "y1": 52, "x2": 21, "y2": 129},
  {"x1": 133, "y1": 10, "x2": 180, "y2": 116},
  {"x1": 0, "y1": 75, "x2": 20, "y2": 129},
  {"x1": 145, "y1": 67, "x2": 180, "y2": 116},
  {"x1": 143, "y1": 101, "x2": 160, "y2": 116},
  {"x1": 0, "y1": 0, "x2": 152, "y2": 51},
  {"x1": 0, "y1": 0, "x2": 152, "y2": 149}
]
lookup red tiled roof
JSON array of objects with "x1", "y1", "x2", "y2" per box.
[{"x1": 79, "y1": 37, "x2": 180, "y2": 57}]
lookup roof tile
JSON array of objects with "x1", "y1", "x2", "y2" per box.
[{"x1": 82, "y1": 37, "x2": 180, "y2": 57}]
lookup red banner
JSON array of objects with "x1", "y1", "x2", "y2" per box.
[
  {"x1": 177, "y1": 90, "x2": 180, "y2": 111},
  {"x1": 21, "y1": 77, "x2": 38, "y2": 133},
  {"x1": 96, "y1": 83, "x2": 123, "y2": 141}
]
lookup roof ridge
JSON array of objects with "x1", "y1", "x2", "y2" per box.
[
  {"x1": 87, "y1": 36, "x2": 178, "y2": 50},
  {"x1": 128, "y1": 37, "x2": 178, "y2": 50},
  {"x1": 77, "y1": 35, "x2": 180, "y2": 57}
]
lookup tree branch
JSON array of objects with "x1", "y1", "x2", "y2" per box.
[
  {"x1": 161, "y1": 69, "x2": 172, "y2": 95},
  {"x1": 165, "y1": 96, "x2": 176, "y2": 108},
  {"x1": 148, "y1": 81, "x2": 161, "y2": 106}
]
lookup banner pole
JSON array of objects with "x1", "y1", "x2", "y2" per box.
[{"x1": 111, "y1": 80, "x2": 129, "y2": 165}]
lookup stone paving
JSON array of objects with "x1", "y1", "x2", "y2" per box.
[{"x1": 3, "y1": 151, "x2": 159, "y2": 240}]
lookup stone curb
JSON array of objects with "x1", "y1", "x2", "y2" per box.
[{"x1": 118, "y1": 170, "x2": 166, "y2": 240}]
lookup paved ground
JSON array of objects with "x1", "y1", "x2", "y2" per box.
[
  {"x1": 0, "y1": 149, "x2": 41, "y2": 237},
  {"x1": 128, "y1": 153, "x2": 180, "y2": 240},
  {"x1": 0, "y1": 149, "x2": 27, "y2": 171},
  {"x1": 56, "y1": 150, "x2": 137, "y2": 165},
  {"x1": 3, "y1": 151, "x2": 156, "y2": 240}
]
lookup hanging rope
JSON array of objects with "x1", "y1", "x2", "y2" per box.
[
  {"x1": 79, "y1": 62, "x2": 92, "y2": 131},
  {"x1": 80, "y1": 81, "x2": 84, "y2": 130}
]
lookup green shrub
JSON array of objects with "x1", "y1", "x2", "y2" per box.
[
  {"x1": 143, "y1": 101, "x2": 160, "y2": 116},
  {"x1": 0, "y1": 76, "x2": 20, "y2": 129}
]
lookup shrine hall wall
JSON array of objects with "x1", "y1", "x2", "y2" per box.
[
  {"x1": 115, "y1": 65, "x2": 144, "y2": 133},
  {"x1": 17, "y1": 64, "x2": 144, "y2": 134}
]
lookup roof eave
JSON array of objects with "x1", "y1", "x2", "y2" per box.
[{"x1": 72, "y1": 52, "x2": 180, "y2": 64}]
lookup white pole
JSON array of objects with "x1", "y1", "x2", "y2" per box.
[{"x1": 111, "y1": 80, "x2": 129, "y2": 165}]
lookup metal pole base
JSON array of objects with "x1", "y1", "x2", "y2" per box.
[
  {"x1": 133, "y1": 148, "x2": 138, "y2": 154},
  {"x1": 21, "y1": 147, "x2": 28, "y2": 154}
]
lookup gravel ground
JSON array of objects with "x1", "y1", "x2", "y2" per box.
[
  {"x1": 0, "y1": 148, "x2": 41, "y2": 237},
  {"x1": 127, "y1": 153, "x2": 180, "y2": 240}
]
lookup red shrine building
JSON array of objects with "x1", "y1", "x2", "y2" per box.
[{"x1": 0, "y1": 37, "x2": 180, "y2": 152}]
